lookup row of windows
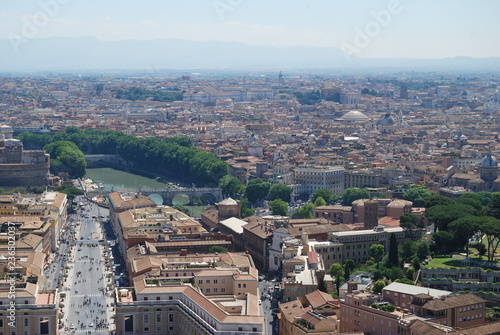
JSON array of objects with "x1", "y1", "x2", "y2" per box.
[
  {"x1": 459, "y1": 304, "x2": 482, "y2": 312},
  {"x1": 200, "y1": 287, "x2": 226, "y2": 293},
  {"x1": 197, "y1": 279, "x2": 225, "y2": 285},
  {"x1": 459, "y1": 314, "x2": 482, "y2": 322}
]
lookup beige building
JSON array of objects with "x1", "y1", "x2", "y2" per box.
[
  {"x1": 116, "y1": 271, "x2": 264, "y2": 335},
  {"x1": 0, "y1": 252, "x2": 59, "y2": 334},
  {"x1": 309, "y1": 227, "x2": 413, "y2": 270},
  {"x1": 0, "y1": 192, "x2": 67, "y2": 253},
  {"x1": 279, "y1": 291, "x2": 341, "y2": 335},
  {"x1": 294, "y1": 166, "x2": 344, "y2": 200}
]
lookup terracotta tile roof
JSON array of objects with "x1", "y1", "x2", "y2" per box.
[
  {"x1": 450, "y1": 320, "x2": 500, "y2": 334},
  {"x1": 422, "y1": 293, "x2": 485, "y2": 311},
  {"x1": 109, "y1": 191, "x2": 156, "y2": 212},
  {"x1": 305, "y1": 290, "x2": 336, "y2": 310},
  {"x1": 279, "y1": 299, "x2": 308, "y2": 323}
]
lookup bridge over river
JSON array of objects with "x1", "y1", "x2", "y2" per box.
[{"x1": 86, "y1": 185, "x2": 223, "y2": 205}]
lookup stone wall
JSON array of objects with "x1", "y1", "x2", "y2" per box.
[{"x1": 0, "y1": 161, "x2": 49, "y2": 186}]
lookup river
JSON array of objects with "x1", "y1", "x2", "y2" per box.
[{"x1": 84, "y1": 167, "x2": 207, "y2": 217}]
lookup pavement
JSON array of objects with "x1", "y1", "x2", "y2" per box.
[
  {"x1": 259, "y1": 280, "x2": 281, "y2": 335},
  {"x1": 52, "y1": 197, "x2": 116, "y2": 334}
]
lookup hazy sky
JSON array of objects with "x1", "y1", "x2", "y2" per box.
[{"x1": 1, "y1": 0, "x2": 499, "y2": 59}]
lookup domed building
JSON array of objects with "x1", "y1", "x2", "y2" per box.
[
  {"x1": 339, "y1": 110, "x2": 369, "y2": 122},
  {"x1": 452, "y1": 133, "x2": 468, "y2": 149},
  {"x1": 480, "y1": 151, "x2": 498, "y2": 191},
  {"x1": 379, "y1": 112, "x2": 397, "y2": 134}
]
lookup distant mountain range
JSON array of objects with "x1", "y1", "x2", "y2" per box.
[{"x1": 0, "y1": 37, "x2": 499, "y2": 73}]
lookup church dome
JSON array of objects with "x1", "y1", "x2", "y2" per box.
[
  {"x1": 339, "y1": 110, "x2": 369, "y2": 121},
  {"x1": 481, "y1": 151, "x2": 498, "y2": 168},
  {"x1": 380, "y1": 113, "x2": 396, "y2": 126}
]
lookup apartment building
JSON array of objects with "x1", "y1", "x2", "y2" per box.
[
  {"x1": 0, "y1": 192, "x2": 67, "y2": 253},
  {"x1": 340, "y1": 290, "x2": 486, "y2": 334},
  {"x1": 313, "y1": 206, "x2": 355, "y2": 224},
  {"x1": 309, "y1": 227, "x2": 411, "y2": 270},
  {"x1": 351, "y1": 198, "x2": 413, "y2": 223},
  {"x1": 344, "y1": 170, "x2": 381, "y2": 189},
  {"x1": 382, "y1": 282, "x2": 451, "y2": 310},
  {"x1": 293, "y1": 166, "x2": 344, "y2": 200},
  {"x1": 0, "y1": 253, "x2": 59, "y2": 335},
  {"x1": 279, "y1": 291, "x2": 341, "y2": 335}
]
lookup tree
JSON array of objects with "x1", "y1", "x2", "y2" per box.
[
  {"x1": 477, "y1": 191, "x2": 493, "y2": 206},
  {"x1": 432, "y1": 231, "x2": 459, "y2": 253},
  {"x1": 44, "y1": 141, "x2": 87, "y2": 178},
  {"x1": 329, "y1": 263, "x2": 343, "y2": 279},
  {"x1": 369, "y1": 244, "x2": 385, "y2": 265},
  {"x1": 335, "y1": 275, "x2": 343, "y2": 296},
  {"x1": 457, "y1": 193, "x2": 483, "y2": 212},
  {"x1": 312, "y1": 188, "x2": 335, "y2": 204},
  {"x1": 421, "y1": 194, "x2": 454, "y2": 208},
  {"x1": 314, "y1": 197, "x2": 327, "y2": 207},
  {"x1": 296, "y1": 203, "x2": 315, "y2": 219},
  {"x1": 317, "y1": 272, "x2": 327, "y2": 293},
  {"x1": 372, "y1": 280, "x2": 386, "y2": 294},
  {"x1": 209, "y1": 246, "x2": 228, "y2": 253},
  {"x1": 57, "y1": 185, "x2": 84, "y2": 202},
  {"x1": 400, "y1": 241, "x2": 417, "y2": 262},
  {"x1": 240, "y1": 198, "x2": 255, "y2": 219},
  {"x1": 472, "y1": 242, "x2": 487, "y2": 260},
  {"x1": 403, "y1": 185, "x2": 434, "y2": 207},
  {"x1": 219, "y1": 175, "x2": 243, "y2": 198},
  {"x1": 269, "y1": 183, "x2": 293, "y2": 203},
  {"x1": 388, "y1": 233, "x2": 399, "y2": 266},
  {"x1": 343, "y1": 259, "x2": 356, "y2": 280},
  {"x1": 416, "y1": 241, "x2": 430, "y2": 261},
  {"x1": 479, "y1": 217, "x2": 500, "y2": 262},
  {"x1": 269, "y1": 199, "x2": 288, "y2": 216},
  {"x1": 487, "y1": 193, "x2": 500, "y2": 219},
  {"x1": 341, "y1": 188, "x2": 370, "y2": 206},
  {"x1": 399, "y1": 213, "x2": 421, "y2": 238},
  {"x1": 173, "y1": 205, "x2": 191, "y2": 216},
  {"x1": 448, "y1": 216, "x2": 480, "y2": 255},
  {"x1": 426, "y1": 204, "x2": 477, "y2": 232},
  {"x1": 245, "y1": 178, "x2": 270, "y2": 203}
]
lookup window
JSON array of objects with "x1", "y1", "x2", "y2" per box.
[
  {"x1": 213, "y1": 279, "x2": 218, "y2": 284},
  {"x1": 169, "y1": 314, "x2": 174, "y2": 323},
  {"x1": 144, "y1": 315, "x2": 150, "y2": 323},
  {"x1": 238, "y1": 328, "x2": 243, "y2": 332},
  {"x1": 156, "y1": 326, "x2": 162, "y2": 333},
  {"x1": 156, "y1": 297, "x2": 160, "y2": 301},
  {"x1": 169, "y1": 327, "x2": 174, "y2": 331},
  {"x1": 221, "y1": 288, "x2": 226, "y2": 293},
  {"x1": 156, "y1": 314, "x2": 161, "y2": 323},
  {"x1": 206, "y1": 288, "x2": 210, "y2": 293},
  {"x1": 144, "y1": 297, "x2": 148, "y2": 301},
  {"x1": 253, "y1": 328, "x2": 257, "y2": 332},
  {"x1": 243, "y1": 284, "x2": 246, "y2": 288},
  {"x1": 238, "y1": 284, "x2": 241, "y2": 288},
  {"x1": 144, "y1": 327, "x2": 150, "y2": 332},
  {"x1": 213, "y1": 288, "x2": 218, "y2": 293},
  {"x1": 125, "y1": 316, "x2": 134, "y2": 332},
  {"x1": 198, "y1": 280, "x2": 203, "y2": 284},
  {"x1": 40, "y1": 317, "x2": 49, "y2": 335},
  {"x1": 23, "y1": 318, "x2": 28, "y2": 327}
]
